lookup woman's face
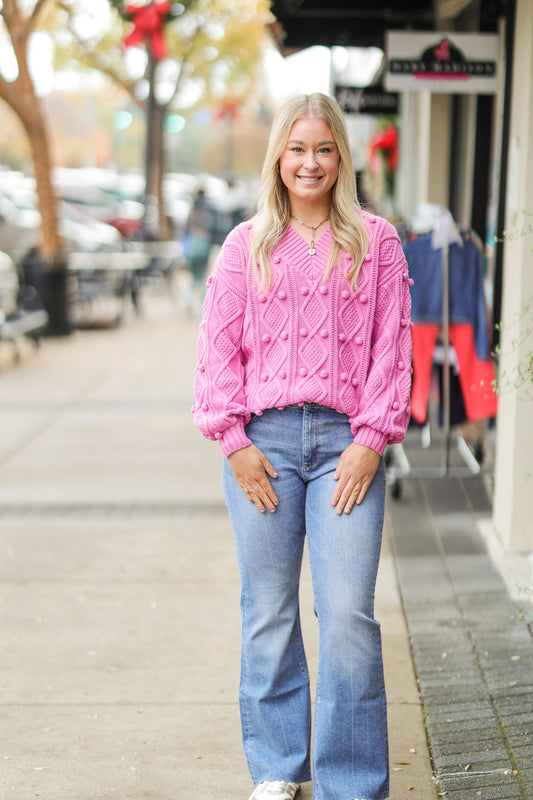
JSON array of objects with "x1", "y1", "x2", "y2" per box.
[{"x1": 279, "y1": 116, "x2": 340, "y2": 209}]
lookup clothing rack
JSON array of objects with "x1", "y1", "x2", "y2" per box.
[{"x1": 386, "y1": 208, "x2": 492, "y2": 497}]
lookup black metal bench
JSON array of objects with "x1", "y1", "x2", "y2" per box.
[
  {"x1": 68, "y1": 250, "x2": 151, "y2": 326},
  {"x1": 0, "y1": 308, "x2": 49, "y2": 340},
  {"x1": 0, "y1": 307, "x2": 49, "y2": 363},
  {"x1": 68, "y1": 242, "x2": 185, "y2": 326}
]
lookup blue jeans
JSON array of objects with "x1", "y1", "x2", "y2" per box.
[{"x1": 222, "y1": 404, "x2": 389, "y2": 800}]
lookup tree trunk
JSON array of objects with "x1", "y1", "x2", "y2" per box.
[
  {"x1": 1, "y1": 2, "x2": 62, "y2": 264},
  {"x1": 0, "y1": 1, "x2": 70, "y2": 334},
  {"x1": 143, "y1": 58, "x2": 169, "y2": 240},
  {"x1": 21, "y1": 105, "x2": 62, "y2": 263},
  {"x1": 157, "y1": 104, "x2": 171, "y2": 239},
  {"x1": 18, "y1": 104, "x2": 70, "y2": 335}
]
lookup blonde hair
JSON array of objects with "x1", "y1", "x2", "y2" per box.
[{"x1": 250, "y1": 92, "x2": 369, "y2": 290}]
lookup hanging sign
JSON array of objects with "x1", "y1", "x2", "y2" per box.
[
  {"x1": 385, "y1": 31, "x2": 499, "y2": 94},
  {"x1": 335, "y1": 85, "x2": 399, "y2": 115}
]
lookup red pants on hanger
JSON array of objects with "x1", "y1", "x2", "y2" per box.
[{"x1": 411, "y1": 323, "x2": 498, "y2": 424}]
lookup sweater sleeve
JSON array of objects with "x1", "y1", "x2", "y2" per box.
[
  {"x1": 351, "y1": 220, "x2": 412, "y2": 454},
  {"x1": 192, "y1": 226, "x2": 253, "y2": 457}
]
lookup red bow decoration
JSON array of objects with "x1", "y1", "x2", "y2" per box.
[
  {"x1": 123, "y1": 1, "x2": 172, "y2": 61},
  {"x1": 369, "y1": 126, "x2": 399, "y2": 172},
  {"x1": 215, "y1": 97, "x2": 241, "y2": 121}
]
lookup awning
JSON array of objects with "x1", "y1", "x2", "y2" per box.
[
  {"x1": 269, "y1": 0, "x2": 502, "y2": 54},
  {"x1": 269, "y1": 0, "x2": 435, "y2": 51}
]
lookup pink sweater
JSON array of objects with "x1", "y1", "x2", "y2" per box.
[{"x1": 193, "y1": 211, "x2": 412, "y2": 457}]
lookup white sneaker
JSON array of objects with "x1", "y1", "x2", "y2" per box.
[{"x1": 248, "y1": 781, "x2": 300, "y2": 800}]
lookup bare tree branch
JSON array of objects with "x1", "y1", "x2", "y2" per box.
[
  {"x1": 82, "y1": 46, "x2": 143, "y2": 108},
  {"x1": 57, "y1": 1, "x2": 145, "y2": 110},
  {"x1": 160, "y1": 17, "x2": 201, "y2": 110},
  {"x1": 2, "y1": 0, "x2": 53, "y2": 38},
  {"x1": 1, "y1": 0, "x2": 23, "y2": 37},
  {"x1": 29, "y1": 0, "x2": 52, "y2": 26},
  {"x1": 0, "y1": 0, "x2": 65, "y2": 284}
]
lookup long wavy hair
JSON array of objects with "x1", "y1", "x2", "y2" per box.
[{"x1": 250, "y1": 92, "x2": 369, "y2": 290}]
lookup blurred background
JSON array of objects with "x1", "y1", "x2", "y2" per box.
[
  {"x1": 0, "y1": 0, "x2": 393, "y2": 334},
  {"x1": 0, "y1": 0, "x2": 532, "y2": 557}
]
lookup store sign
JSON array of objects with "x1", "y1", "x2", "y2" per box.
[
  {"x1": 385, "y1": 31, "x2": 499, "y2": 94},
  {"x1": 335, "y1": 85, "x2": 399, "y2": 115}
]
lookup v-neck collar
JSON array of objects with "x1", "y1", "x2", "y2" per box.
[
  {"x1": 288, "y1": 222, "x2": 331, "y2": 251},
  {"x1": 275, "y1": 226, "x2": 332, "y2": 280}
]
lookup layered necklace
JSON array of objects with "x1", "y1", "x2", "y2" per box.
[{"x1": 291, "y1": 213, "x2": 330, "y2": 255}]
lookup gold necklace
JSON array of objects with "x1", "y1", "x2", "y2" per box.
[{"x1": 292, "y1": 213, "x2": 330, "y2": 255}]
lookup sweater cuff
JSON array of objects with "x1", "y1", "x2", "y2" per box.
[
  {"x1": 218, "y1": 423, "x2": 253, "y2": 458},
  {"x1": 352, "y1": 426, "x2": 388, "y2": 456}
]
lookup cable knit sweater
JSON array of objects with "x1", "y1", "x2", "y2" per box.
[{"x1": 193, "y1": 211, "x2": 412, "y2": 458}]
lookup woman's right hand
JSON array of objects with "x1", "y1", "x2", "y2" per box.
[{"x1": 228, "y1": 444, "x2": 279, "y2": 513}]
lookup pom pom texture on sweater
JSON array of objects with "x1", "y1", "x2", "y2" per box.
[{"x1": 193, "y1": 212, "x2": 412, "y2": 457}]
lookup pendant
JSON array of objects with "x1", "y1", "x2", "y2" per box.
[{"x1": 309, "y1": 247, "x2": 316, "y2": 256}]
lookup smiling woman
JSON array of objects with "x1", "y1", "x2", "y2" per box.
[
  {"x1": 193, "y1": 92, "x2": 413, "y2": 800},
  {"x1": 279, "y1": 117, "x2": 339, "y2": 218},
  {"x1": 251, "y1": 92, "x2": 370, "y2": 290}
]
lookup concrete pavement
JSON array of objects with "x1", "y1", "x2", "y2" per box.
[
  {"x1": 0, "y1": 289, "x2": 447, "y2": 799},
  {"x1": 2, "y1": 285, "x2": 533, "y2": 799},
  {"x1": 8, "y1": 294, "x2": 512, "y2": 800}
]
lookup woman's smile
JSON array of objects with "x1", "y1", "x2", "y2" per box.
[{"x1": 279, "y1": 117, "x2": 340, "y2": 211}]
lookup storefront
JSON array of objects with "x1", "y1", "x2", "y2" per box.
[{"x1": 269, "y1": 0, "x2": 532, "y2": 553}]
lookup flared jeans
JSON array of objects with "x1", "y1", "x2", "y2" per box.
[{"x1": 222, "y1": 404, "x2": 389, "y2": 800}]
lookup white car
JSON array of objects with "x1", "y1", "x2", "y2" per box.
[
  {"x1": 0, "y1": 249, "x2": 18, "y2": 320},
  {"x1": 0, "y1": 188, "x2": 121, "y2": 265}
]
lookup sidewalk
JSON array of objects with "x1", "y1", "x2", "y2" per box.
[
  {"x1": 0, "y1": 291, "x2": 529, "y2": 799},
  {"x1": 386, "y1": 435, "x2": 533, "y2": 800}
]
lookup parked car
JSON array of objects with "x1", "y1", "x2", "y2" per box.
[
  {"x1": 52, "y1": 167, "x2": 144, "y2": 239},
  {"x1": 0, "y1": 187, "x2": 121, "y2": 265},
  {"x1": 0, "y1": 190, "x2": 41, "y2": 265},
  {"x1": 57, "y1": 200, "x2": 122, "y2": 251},
  {"x1": 0, "y1": 248, "x2": 49, "y2": 342},
  {"x1": 0, "y1": 249, "x2": 18, "y2": 319}
]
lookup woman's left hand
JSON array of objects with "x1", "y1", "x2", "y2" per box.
[{"x1": 331, "y1": 443, "x2": 380, "y2": 515}]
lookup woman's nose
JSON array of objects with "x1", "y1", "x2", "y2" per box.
[{"x1": 303, "y1": 150, "x2": 318, "y2": 168}]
